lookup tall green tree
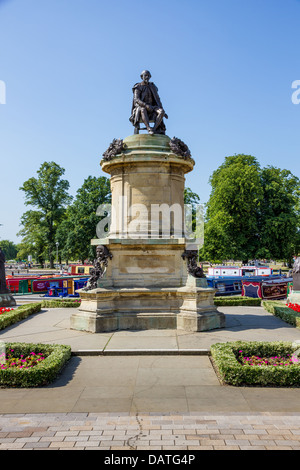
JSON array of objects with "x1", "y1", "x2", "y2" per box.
[
  {"x1": 257, "y1": 166, "x2": 300, "y2": 265},
  {"x1": 0, "y1": 240, "x2": 18, "y2": 260},
  {"x1": 17, "y1": 215, "x2": 47, "y2": 265},
  {"x1": 184, "y1": 187, "x2": 200, "y2": 206},
  {"x1": 202, "y1": 155, "x2": 300, "y2": 264},
  {"x1": 55, "y1": 217, "x2": 74, "y2": 265},
  {"x1": 19, "y1": 162, "x2": 72, "y2": 268},
  {"x1": 184, "y1": 187, "x2": 201, "y2": 238},
  {"x1": 58, "y1": 176, "x2": 111, "y2": 263},
  {"x1": 202, "y1": 154, "x2": 263, "y2": 263}
]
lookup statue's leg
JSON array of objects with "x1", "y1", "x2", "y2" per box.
[
  {"x1": 140, "y1": 108, "x2": 154, "y2": 134},
  {"x1": 152, "y1": 108, "x2": 165, "y2": 132}
]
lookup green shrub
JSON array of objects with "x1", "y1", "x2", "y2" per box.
[
  {"x1": 211, "y1": 341, "x2": 300, "y2": 386},
  {"x1": 0, "y1": 342, "x2": 71, "y2": 387},
  {"x1": 0, "y1": 303, "x2": 42, "y2": 330},
  {"x1": 41, "y1": 299, "x2": 81, "y2": 308},
  {"x1": 214, "y1": 296, "x2": 261, "y2": 306},
  {"x1": 262, "y1": 301, "x2": 300, "y2": 328}
]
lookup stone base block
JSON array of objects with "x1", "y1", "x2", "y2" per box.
[
  {"x1": 288, "y1": 291, "x2": 300, "y2": 305},
  {"x1": 70, "y1": 310, "x2": 177, "y2": 332},
  {"x1": 293, "y1": 274, "x2": 300, "y2": 291},
  {"x1": 0, "y1": 293, "x2": 16, "y2": 308},
  {"x1": 177, "y1": 310, "x2": 226, "y2": 332},
  {"x1": 70, "y1": 286, "x2": 225, "y2": 333}
]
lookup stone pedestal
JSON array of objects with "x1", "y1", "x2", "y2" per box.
[
  {"x1": 70, "y1": 276, "x2": 225, "y2": 333},
  {"x1": 70, "y1": 134, "x2": 225, "y2": 332},
  {"x1": 0, "y1": 293, "x2": 16, "y2": 308},
  {"x1": 288, "y1": 292, "x2": 300, "y2": 304},
  {"x1": 293, "y1": 273, "x2": 300, "y2": 292},
  {"x1": 288, "y1": 273, "x2": 300, "y2": 304}
]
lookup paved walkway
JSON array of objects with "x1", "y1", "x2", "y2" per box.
[
  {"x1": 1, "y1": 303, "x2": 300, "y2": 450},
  {"x1": 2, "y1": 412, "x2": 300, "y2": 450}
]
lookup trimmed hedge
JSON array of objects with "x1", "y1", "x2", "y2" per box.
[
  {"x1": 0, "y1": 342, "x2": 71, "y2": 387},
  {"x1": 262, "y1": 300, "x2": 300, "y2": 328},
  {"x1": 41, "y1": 299, "x2": 81, "y2": 308},
  {"x1": 214, "y1": 296, "x2": 261, "y2": 306},
  {"x1": 0, "y1": 303, "x2": 42, "y2": 330},
  {"x1": 211, "y1": 341, "x2": 300, "y2": 387}
]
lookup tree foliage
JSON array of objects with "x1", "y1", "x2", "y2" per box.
[
  {"x1": 184, "y1": 187, "x2": 200, "y2": 206},
  {"x1": 0, "y1": 240, "x2": 18, "y2": 260},
  {"x1": 202, "y1": 155, "x2": 263, "y2": 263},
  {"x1": 19, "y1": 162, "x2": 72, "y2": 267},
  {"x1": 257, "y1": 166, "x2": 300, "y2": 264},
  {"x1": 201, "y1": 155, "x2": 300, "y2": 264},
  {"x1": 57, "y1": 176, "x2": 111, "y2": 263}
]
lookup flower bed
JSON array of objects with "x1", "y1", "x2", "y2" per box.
[
  {"x1": 237, "y1": 350, "x2": 299, "y2": 366},
  {"x1": 262, "y1": 300, "x2": 300, "y2": 328},
  {"x1": 0, "y1": 307, "x2": 14, "y2": 314},
  {"x1": 287, "y1": 303, "x2": 300, "y2": 313},
  {"x1": 210, "y1": 341, "x2": 300, "y2": 386},
  {"x1": 1, "y1": 347, "x2": 49, "y2": 370},
  {"x1": 0, "y1": 342, "x2": 71, "y2": 387}
]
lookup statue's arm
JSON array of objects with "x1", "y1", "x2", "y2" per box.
[
  {"x1": 150, "y1": 83, "x2": 168, "y2": 117},
  {"x1": 133, "y1": 87, "x2": 147, "y2": 108},
  {"x1": 152, "y1": 84, "x2": 163, "y2": 108}
]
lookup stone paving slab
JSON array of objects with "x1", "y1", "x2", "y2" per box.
[{"x1": 1, "y1": 413, "x2": 300, "y2": 450}]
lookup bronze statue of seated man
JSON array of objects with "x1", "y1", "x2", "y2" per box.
[{"x1": 129, "y1": 70, "x2": 168, "y2": 135}]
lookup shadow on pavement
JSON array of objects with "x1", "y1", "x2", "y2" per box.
[{"x1": 44, "y1": 356, "x2": 82, "y2": 388}]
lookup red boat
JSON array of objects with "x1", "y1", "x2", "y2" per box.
[
  {"x1": 6, "y1": 274, "x2": 89, "y2": 295},
  {"x1": 242, "y1": 277, "x2": 293, "y2": 300}
]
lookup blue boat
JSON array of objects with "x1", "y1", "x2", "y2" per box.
[
  {"x1": 206, "y1": 274, "x2": 286, "y2": 296},
  {"x1": 205, "y1": 263, "x2": 288, "y2": 296}
]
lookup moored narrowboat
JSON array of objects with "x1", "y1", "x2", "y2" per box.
[
  {"x1": 242, "y1": 277, "x2": 293, "y2": 300},
  {"x1": 206, "y1": 263, "x2": 288, "y2": 296}
]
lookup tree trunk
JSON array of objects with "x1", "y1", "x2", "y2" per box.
[{"x1": 49, "y1": 254, "x2": 54, "y2": 269}]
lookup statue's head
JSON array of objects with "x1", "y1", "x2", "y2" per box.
[
  {"x1": 96, "y1": 245, "x2": 105, "y2": 256},
  {"x1": 96, "y1": 245, "x2": 109, "y2": 259},
  {"x1": 140, "y1": 70, "x2": 151, "y2": 82}
]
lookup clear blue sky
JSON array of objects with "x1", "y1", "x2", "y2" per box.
[{"x1": 0, "y1": 0, "x2": 299, "y2": 243}]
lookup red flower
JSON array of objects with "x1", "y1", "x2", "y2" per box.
[
  {"x1": 286, "y1": 303, "x2": 300, "y2": 313},
  {"x1": 0, "y1": 307, "x2": 14, "y2": 315}
]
